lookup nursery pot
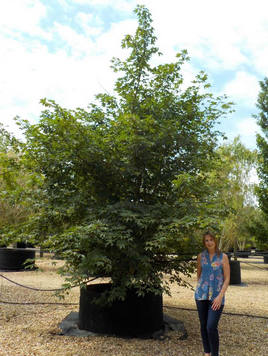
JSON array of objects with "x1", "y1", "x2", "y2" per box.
[
  {"x1": 229, "y1": 260, "x2": 241, "y2": 285},
  {"x1": 16, "y1": 241, "x2": 35, "y2": 248},
  {"x1": 236, "y1": 251, "x2": 250, "y2": 258},
  {"x1": 78, "y1": 283, "x2": 163, "y2": 337},
  {"x1": 0, "y1": 248, "x2": 35, "y2": 271},
  {"x1": 264, "y1": 254, "x2": 268, "y2": 264}
]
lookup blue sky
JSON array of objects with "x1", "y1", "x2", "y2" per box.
[{"x1": 0, "y1": 0, "x2": 267, "y2": 151}]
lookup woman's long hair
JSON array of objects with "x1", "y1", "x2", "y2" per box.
[{"x1": 203, "y1": 231, "x2": 221, "y2": 256}]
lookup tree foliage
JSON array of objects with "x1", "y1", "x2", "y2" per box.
[
  {"x1": 206, "y1": 137, "x2": 257, "y2": 254},
  {"x1": 245, "y1": 208, "x2": 268, "y2": 250},
  {"x1": 17, "y1": 5, "x2": 233, "y2": 303},
  {"x1": 255, "y1": 77, "x2": 268, "y2": 216},
  {"x1": 252, "y1": 77, "x2": 268, "y2": 250},
  {"x1": 0, "y1": 124, "x2": 37, "y2": 246}
]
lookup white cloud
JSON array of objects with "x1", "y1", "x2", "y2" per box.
[
  {"x1": 236, "y1": 117, "x2": 260, "y2": 137},
  {"x1": 0, "y1": 0, "x2": 49, "y2": 39},
  {"x1": 230, "y1": 117, "x2": 262, "y2": 150},
  {"x1": 140, "y1": 0, "x2": 268, "y2": 73},
  {"x1": 0, "y1": 16, "x2": 138, "y2": 137},
  {"x1": 223, "y1": 72, "x2": 259, "y2": 107},
  {"x1": 72, "y1": 0, "x2": 135, "y2": 12},
  {"x1": 252, "y1": 46, "x2": 268, "y2": 76},
  {"x1": 95, "y1": 19, "x2": 136, "y2": 56},
  {"x1": 53, "y1": 22, "x2": 95, "y2": 57},
  {"x1": 75, "y1": 12, "x2": 104, "y2": 36}
]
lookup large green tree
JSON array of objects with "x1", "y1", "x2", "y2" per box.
[{"x1": 18, "y1": 6, "x2": 232, "y2": 303}]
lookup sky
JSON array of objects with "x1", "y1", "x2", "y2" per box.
[{"x1": 0, "y1": 0, "x2": 267, "y2": 150}]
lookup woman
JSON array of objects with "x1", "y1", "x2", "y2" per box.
[{"x1": 195, "y1": 231, "x2": 230, "y2": 356}]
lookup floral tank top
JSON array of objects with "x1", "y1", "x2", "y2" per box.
[{"x1": 194, "y1": 250, "x2": 225, "y2": 304}]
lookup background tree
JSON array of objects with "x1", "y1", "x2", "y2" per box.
[
  {"x1": 245, "y1": 208, "x2": 268, "y2": 250},
  {"x1": 0, "y1": 124, "x2": 37, "y2": 247},
  {"x1": 17, "y1": 5, "x2": 232, "y2": 303},
  {"x1": 206, "y1": 137, "x2": 257, "y2": 256},
  {"x1": 255, "y1": 78, "x2": 268, "y2": 216},
  {"x1": 253, "y1": 78, "x2": 268, "y2": 251}
]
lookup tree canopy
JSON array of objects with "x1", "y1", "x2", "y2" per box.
[{"x1": 16, "y1": 5, "x2": 233, "y2": 303}]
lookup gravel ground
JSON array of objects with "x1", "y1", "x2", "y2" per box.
[{"x1": 0, "y1": 255, "x2": 267, "y2": 356}]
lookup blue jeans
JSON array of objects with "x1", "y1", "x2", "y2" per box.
[{"x1": 196, "y1": 300, "x2": 224, "y2": 356}]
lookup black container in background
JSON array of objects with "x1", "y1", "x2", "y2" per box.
[
  {"x1": 229, "y1": 260, "x2": 241, "y2": 285},
  {"x1": 0, "y1": 248, "x2": 35, "y2": 271}
]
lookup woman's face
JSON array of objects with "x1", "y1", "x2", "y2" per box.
[{"x1": 204, "y1": 234, "x2": 216, "y2": 250}]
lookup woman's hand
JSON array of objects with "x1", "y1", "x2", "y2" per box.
[{"x1": 212, "y1": 294, "x2": 223, "y2": 310}]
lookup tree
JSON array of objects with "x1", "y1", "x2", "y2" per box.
[
  {"x1": 255, "y1": 78, "x2": 268, "y2": 216},
  {"x1": 0, "y1": 124, "x2": 37, "y2": 246},
  {"x1": 245, "y1": 208, "x2": 268, "y2": 250},
  {"x1": 18, "y1": 5, "x2": 232, "y2": 303},
  {"x1": 206, "y1": 137, "x2": 257, "y2": 256},
  {"x1": 253, "y1": 77, "x2": 268, "y2": 251}
]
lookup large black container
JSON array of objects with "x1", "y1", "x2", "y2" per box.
[
  {"x1": 78, "y1": 283, "x2": 163, "y2": 337},
  {"x1": 229, "y1": 260, "x2": 241, "y2": 285},
  {"x1": 0, "y1": 248, "x2": 35, "y2": 271}
]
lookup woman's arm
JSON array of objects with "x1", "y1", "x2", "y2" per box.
[
  {"x1": 218, "y1": 253, "x2": 230, "y2": 297},
  {"x1": 212, "y1": 253, "x2": 230, "y2": 310},
  {"x1": 197, "y1": 253, "x2": 202, "y2": 280}
]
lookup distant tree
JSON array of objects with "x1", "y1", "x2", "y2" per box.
[
  {"x1": 0, "y1": 123, "x2": 20, "y2": 153},
  {"x1": 206, "y1": 137, "x2": 257, "y2": 256},
  {"x1": 17, "y1": 5, "x2": 232, "y2": 303},
  {"x1": 245, "y1": 208, "x2": 268, "y2": 250},
  {"x1": 0, "y1": 123, "x2": 38, "y2": 247},
  {"x1": 255, "y1": 78, "x2": 268, "y2": 216},
  {"x1": 253, "y1": 78, "x2": 268, "y2": 250}
]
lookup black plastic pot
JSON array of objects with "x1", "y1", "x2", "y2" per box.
[
  {"x1": 236, "y1": 251, "x2": 250, "y2": 258},
  {"x1": 264, "y1": 255, "x2": 268, "y2": 264},
  {"x1": 229, "y1": 260, "x2": 241, "y2": 285},
  {"x1": 78, "y1": 283, "x2": 163, "y2": 337},
  {"x1": 0, "y1": 248, "x2": 36, "y2": 271},
  {"x1": 255, "y1": 250, "x2": 268, "y2": 256},
  {"x1": 16, "y1": 241, "x2": 35, "y2": 248}
]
